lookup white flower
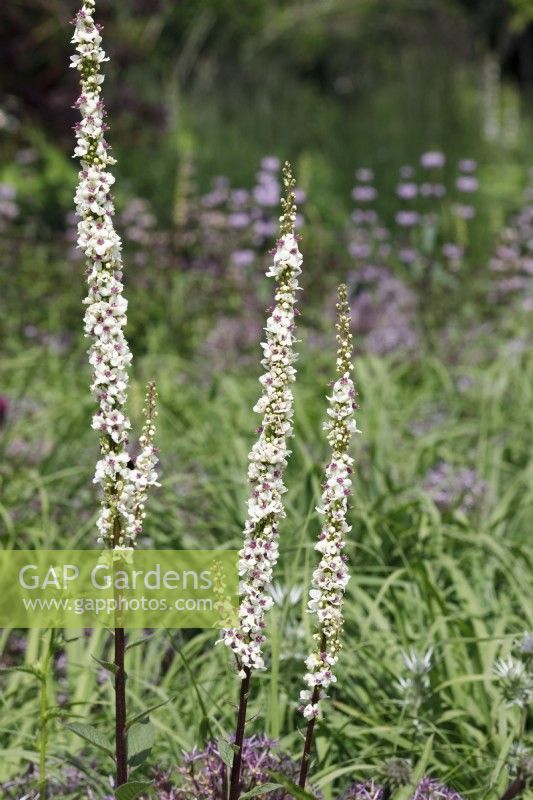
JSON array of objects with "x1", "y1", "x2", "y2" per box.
[
  {"x1": 493, "y1": 655, "x2": 531, "y2": 708},
  {"x1": 401, "y1": 647, "x2": 433, "y2": 676}
]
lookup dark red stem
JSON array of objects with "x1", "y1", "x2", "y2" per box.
[
  {"x1": 228, "y1": 668, "x2": 251, "y2": 800},
  {"x1": 298, "y1": 684, "x2": 320, "y2": 788},
  {"x1": 499, "y1": 778, "x2": 526, "y2": 800},
  {"x1": 114, "y1": 626, "x2": 128, "y2": 786}
]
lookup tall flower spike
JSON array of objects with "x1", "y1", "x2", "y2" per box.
[
  {"x1": 71, "y1": 0, "x2": 158, "y2": 548},
  {"x1": 298, "y1": 284, "x2": 358, "y2": 787},
  {"x1": 222, "y1": 161, "x2": 303, "y2": 674}
]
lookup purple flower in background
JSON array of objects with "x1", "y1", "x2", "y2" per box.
[
  {"x1": 349, "y1": 241, "x2": 372, "y2": 259},
  {"x1": 228, "y1": 212, "x2": 250, "y2": 229},
  {"x1": 459, "y1": 158, "x2": 477, "y2": 172},
  {"x1": 423, "y1": 462, "x2": 487, "y2": 513},
  {"x1": 253, "y1": 178, "x2": 280, "y2": 207},
  {"x1": 353, "y1": 209, "x2": 378, "y2": 225},
  {"x1": 355, "y1": 167, "x2": 374, "y2": 182},
  {"x1": 230, "y1": 189, "x2": 249, "y2": 208},
  {"x1": 294, "y1": 187, "x2": 306, "y2": 204},
  {"x1": 452, "y1": 203, "x2": 476, "y2": 220},
  {"x1": 352, "y1": 185, "x2": 377, "y2": 203},
  {"x1": 421, "y1": 151, "x2": 445, "y2": 169},
  {"x1": 400, "y1": 165, "x2": 414, "y2": 178},
  {"x1": 442, "y1": 243, "x2": 464, "y2": 261},
  {"x1": 0, "y1": 183, "x2": 16, "y2": 201},
  {"x1": 396, "y1": 182, "x2": 418, "y2": 200},
  {"x1": 399, "y1": 248, "x2": 418, "y2": 264},
  {"x1": 294, "y1": 212, "x2": 305, "y2": 230},
  {"x1": 347, "y1": 266, "x2": 419, "y2": 355},
  {"x1": 261, "y1": 155, "x2": 281, "y2": 172},
  {"x1": 396, "y1": 211, "x2": 419, "y2": 227},
  {"x1": 253, "y1": 219, "x2": 277, "y2": 239},
  {"x1": 456, "y1": 176, "x2": 479, "y2": 193},
  {"x1": 420, "y1": 183, "x2": 446, "y2": 198},
  {"x1": 231, "y1": 249, "x2": 255, "y2": 267}
]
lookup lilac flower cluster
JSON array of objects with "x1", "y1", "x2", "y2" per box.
[
  {"x1": 422, "y1": 462, "x2": 486, "y2": 514},
  {"x1": 346, "y1": 265, "x2": 419, "y2": 355},
  {"x1": 153, "y1": 736, "x2": 314, "y2": 799},
  {"x1": 340, "y1": 778, "x2": 464, "y2": 800},
  {"x1": 348, "y1": 151, "x2": 478, "y2": 275},
  {"x1": 71, "y1": 0, "x2": 158, "y2": 546},
  {"x1": 489, "y1": 174, "x2": 533, "y2": 313},
  {"x1": 300, "y1": 285, "x2": 358, "y2": 721},
  {"x1": 222, "y1": 163, "x2": 302, "y2": 673},
  {"x1": 197, "y1": 156, "x2": 304, "y2": 273}
]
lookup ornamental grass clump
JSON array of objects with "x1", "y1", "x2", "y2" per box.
[
  {"x1": 222, "y1": 162, "x2": 303, "y2": 800},
  {"x1": 298, "y1": 284, "x2": 358, "y2": 788},
  {"x1": 71, "y1": 0, "x2": 159, "y2": 787}
]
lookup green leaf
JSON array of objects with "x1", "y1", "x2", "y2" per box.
[
  {"x1": 128, "y1": 720, "x2": 156, "y2": 767},
  {"x1": 115, "y1": 781, "x2": 153, "y2": 800},
  {"x1": 412, "y1": 733, "x2": 434, "y2": 783},
  {"x1": 92, "y1": 655, "x2": 119, "y2": 675},
  {"x1": 268, "y1": 773, "x2": 317, "y2": 799},
  {"x1": 217, "y1": 737, "x2": 237, "y2": 768},
  {"x1": 126, "y1": 633, "x2": 157, "y2": 651},
  {"x1": 65, "y1": 722, "x2": 114, "y2": 758},
  {"x1": 0, "y1": 665, "x2": 41, "y2": 679},
  {"x1": 240, "y1": 784, "x2": 283, "y2": 798},
  {"x1": 199, "y1": 715, "x2": 210, "y2": 744},
  {"x1": 126, "y1": 697, "x2": 172, "y2": 730}
]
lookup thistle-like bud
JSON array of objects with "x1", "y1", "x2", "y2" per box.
[{"x1": 380, "y1": 758, "x2": 412, "y2": 789}]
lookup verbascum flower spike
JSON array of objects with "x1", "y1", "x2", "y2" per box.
[
  {"x1": 225, "y1": 162, "x2": 302, "y2": 800},
  {"x1": 71, "y1": 0, "x2": 158, "y2": 549},
  {"x1": 298, "y1": 284, "x2": 358, "y2": 788},
  {"x1": 223, "y1": 161, "x2": 303, "y2": 674}
]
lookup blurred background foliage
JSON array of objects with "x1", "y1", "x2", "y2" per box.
[{"x1": 2, "y1": 0, "x2": 533, "y2": 223}]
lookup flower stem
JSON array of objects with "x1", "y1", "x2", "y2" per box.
[
  {"x1": 298, "y1": 684, "x2": 320, "y2": 788},
  {"x1": 499, "y1": 778, "x2": 526, "y2": 800},
  {"x1": 228, "y1": 667, "x2": 251, "y2": 800},
  {"x1": 114, "y1": 626, "x2": 128, "y2": 786},
  {"x1": 38, "y1": 629, "x2": 55, "y2": 800}
]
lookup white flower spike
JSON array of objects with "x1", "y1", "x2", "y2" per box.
[
  {"x1": 71, "y1": 0, "x2": 158, "y2": 548},
  {"x1": 222, "y1": 162, "x2": 302, "y2": 673},
  {"x1": 300, "y1": 284, "x2": 358, "y2": 721}
]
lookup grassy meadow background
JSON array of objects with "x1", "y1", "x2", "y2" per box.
[{"x1": 0, "y1": 1, "x2": 532, "y2": 797}]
